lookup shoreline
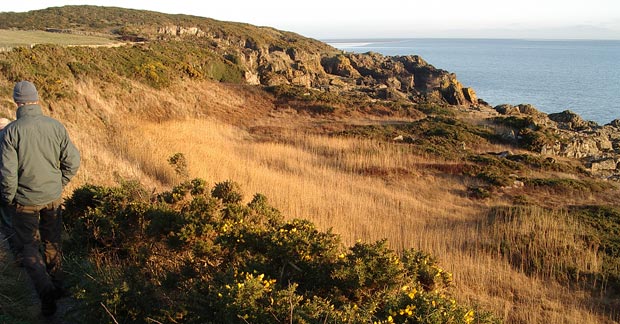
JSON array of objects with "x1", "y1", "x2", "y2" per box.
[{"x1": 326, "y1": 38, "x2": 620, "y2": 125}]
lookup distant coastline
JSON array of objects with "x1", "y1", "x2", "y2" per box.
[
  {"x1": 324, "y1": 38, "x2": 620, "y2": 49},
  {"x1": 325, "y1": 38, "x2": 620, "y2": 125},
  {"x1": 325, "y1": 42, "x2": 372, "y2": 47},
  {"x1": 324, "y1": 37, "x2": 620, "y2": 43}
]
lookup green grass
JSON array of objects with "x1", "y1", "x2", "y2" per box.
[
  {"x1": 0, "y1": 29, "x2": 119, "y2": 50},
  {"x1": 0, "y1": 6, "x2": 337, "y2": 56},
  {"x1": 0, "y1": 38, "x2": 245, "y2": 101}
]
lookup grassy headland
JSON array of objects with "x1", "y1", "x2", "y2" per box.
[{"x1": 0, "y1": 5, "x2": 619, "y2": 324}]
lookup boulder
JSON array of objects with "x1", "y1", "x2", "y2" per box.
[
  {"x1": 607, "y1": 119, "x2": 620, "y2": 128},
  {"x1": 340, "y1": 52, "x2": 477, "y2": 106},
  {"x1": 548, "y1": 110, "x2": 592, "y2": 131},
  {"x1": 590, "y1": 158, "x2": 618, "y2": 173},
  {"x1": 441, "y1": 83, "x2": 467, "y2": 105},
  {"x1": 494, "y1": 104, "x2": 520, "y2": 115},
  {"x1": 494, "y1": 104, "x2": 554, "y2": 128},
  {"x1": 377, "y1": 87, "x2": 408, "y2": 100},
  {"x1": 156, "y1": 25, "x2": 204, "y2": 37},
  {"x1": 244, "y1": 71, "x2": 260, "y2": 85},
  {"x1": 593, "y1": 130, "x2": 614, "y2": 151},
  {"x1": 551, "y1": 136, "x2": 602, "y2": 158},
  {"x1": 517, "y1": 104, "x2": 540, "y2": 115},
  {"x1": 386, "y1": 77, "x2": 402, "y2": 90},
  {"x1": 462, "y1": 87, "x2": 477, "y2": 104},
  {"x1": 320, "y1": 55, "x2": 361, "y2": 78}
]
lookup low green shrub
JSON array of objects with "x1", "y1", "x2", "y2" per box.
[
  {"x1": 524, "y1": 177, "x2": 614, "y2": 194},
  {"x1": 211, "y1": 180, "x2": 244, "y2": 204},
  {"x1": 62, "y1": 179, "x2": 499, "y2": 324},
  {"x1": 467, "y1": 186, "x2": 492, "y2": 199},
  {"x1": 505, "y1": 153, "x2": 583, "y2": 174},
  {"x1": 491, "y1": 116, "x2": 537, "y2": 130}
]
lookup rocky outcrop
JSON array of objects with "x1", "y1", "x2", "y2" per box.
[
  {"x1": 154, "y1": 25, "x2": 479, "y2": 107},
  {"x1": 321, "y1": 55, "x2": 361, "y2": 78},
  {"x1": 548, "y1": 110, "x2": 597, "y2": 131},
  {"x1": 608, "y1": 119, "x2": 620, "y2": 128},
  {"x1": 494, "y1": 104, "x2": 556, "y2": 128},
  {"x1": 589, "y1": 157, "x2": 618, "y2": 173},
  {"x1": 331, "y1": 52, "x2": 478, "y2": 106},
  {"x1": 541, "y1": 132, "x2": 612, "y2": 158},
  {"x1": 157, "y1": 25, "x2": 205, "y2": 37},
  {"x1": 462, "y1": 87, "x2": 477, "y2": 104},
  {"x1": 494, "y1": 104, "x2": 620, "y2": 179}
]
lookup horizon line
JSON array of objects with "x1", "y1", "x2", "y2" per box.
[{"x1": 321, "y1": 36, "x2": 620, "y2": 42}]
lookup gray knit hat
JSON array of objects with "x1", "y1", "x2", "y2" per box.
[{"x1": 13, "y1": 81, "x2": 39, "y2": 103}]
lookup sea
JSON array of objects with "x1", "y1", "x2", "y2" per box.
[{"x1": 324, "y1": 38, "x2": 620, "y2": 125}]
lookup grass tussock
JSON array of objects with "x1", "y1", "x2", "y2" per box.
[{"x1": 482, "y1": 206, "x2": 600, "y2": 282}]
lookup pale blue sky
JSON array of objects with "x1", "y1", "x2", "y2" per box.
[{"x1": 2, "y1": 0, "x2": 620, "y2": 39}]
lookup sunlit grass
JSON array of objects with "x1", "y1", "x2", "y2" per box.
[
  {"x1": 42, "y1": 79, "x2": 619, "y2": 323},
  {"x1": 0, "y1": 29, "x2": 120, "y2": 50}
]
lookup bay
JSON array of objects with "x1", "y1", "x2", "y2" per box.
[{"x1": 325, "y1": 38, "x2": 620, "y2": 125}]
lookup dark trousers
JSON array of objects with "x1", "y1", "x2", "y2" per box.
[
  {"x1": 11, "y1": 199, "x2": 64, "y2": 298},
  {"x1": 0, "y1": 204, "x2": 20, "y2": 255}
]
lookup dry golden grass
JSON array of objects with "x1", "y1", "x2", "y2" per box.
[
  {"x1": 10, "y1": 78, "x2": 614, "y2": 324},
  {"x1": 101, "y1": 117, "x2": 614, "y2": 323},
  {"x1": 129, "y1": 119, "x2": 475, "y2": 238}
]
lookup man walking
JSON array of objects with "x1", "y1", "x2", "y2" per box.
[
  {"x1": 0, "y1": 117, "x2": 19, "y2": 259},
  {"x1": 0, "y1": 81, "x2": 81, "y2": 316}
]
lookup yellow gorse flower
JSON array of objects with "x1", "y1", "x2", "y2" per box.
[{"x1": 464, "y1": 310, "x2": 475, "y2": 324}]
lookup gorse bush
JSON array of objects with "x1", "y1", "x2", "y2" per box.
[
  {"x1": 211, "y1": 180, "x2": 244, "y2": 204},
  {"x1": 62, "y1": 179, "x2": 499, "y2": 324},
  {"x1": 168, "y1": 152, "x2": 189, "y2": 179}
]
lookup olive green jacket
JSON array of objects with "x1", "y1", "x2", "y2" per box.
[{"x1": 0, "y1": 104, "x2": 80, "y2": 206}]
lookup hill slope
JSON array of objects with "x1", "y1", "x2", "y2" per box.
[{"x1": 0, "y1": 5, "x2": 619, "y2": 324}]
